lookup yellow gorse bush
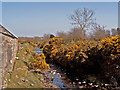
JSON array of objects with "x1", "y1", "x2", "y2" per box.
[
  {"x1": 31, "y1": 51, "x2": 36, "y2": 57},
  {"x1": 43, "y1": 35, "x2": 120, "y2": 72},
  {"x1": 26, "y1": 48, "x2": 30, "y2": 54},
  {"x1": 43, "y1": 36, "x2": 99, "y2": 68},
  {"x1": 49, "y1": 37, "x2": 64, "y2": 45},
  {"x1": 19, "y1": 40, "x2": 26, "y2": 44},
  {"x1": 29, "y1": 53, "x2": 50, "y2": 70},
  {"x1": 29, "y1": 59, "x2": 50, "y2": 70},
  {"x1": 99, "y1": 35, "x2": 120, "y2": 60},
  {"x1": 29, "y1": 41, "x2": 37, "y2": 47},
  {"x1": 100, "y1": 35, "x2": 120, "y2": 52},
  {"x1": 19, "y1": 40, "x2": 50, "y2": 71},
  {"x1": 37, "y1": 41, "x2": 45, "y2": 48}
]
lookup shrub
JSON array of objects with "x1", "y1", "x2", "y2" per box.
[
  {"x1": 29, "y1": 41, "x2": 37, "y2": 47},
  {"x1": 19, "y1": 40, "x2": 26, "y2": 44},
  {"x1": 43, "y1": 35, "x2": 120, "y2": 82},
  {"x1": 37, "y1": 41, "x2": 45, "y2": 48},
  {"x1": 29, "y1": 53, "x2": 50, "y2": 70},
  {"x1": 49, "y1": 37, "x2": 64, "y2": 45},
  {"x1": 26, "y1": 48, "x2": 30, "y2": 54},
  {"x1": 50, "y1": 34, "x2": 55, "y2": 38}
]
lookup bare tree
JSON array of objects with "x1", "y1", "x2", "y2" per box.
[
  {"x1": 94, "y1": 29, "x2": 106, "y2": 41},
  {"x1": 70, "y1": 8, "x2": 95, "y2": 31},
  {"x1": 112, "y1": 29, "x2": 118, "y2": 36},
  {"x1": 92, "y1": 23, "x2": 108, "y2": 41},
  {"x1": 57, "y1": 28, "x2": 86, "y2": 42},
  {"x1": 117, "y1": 28, "x2": 120, "y2": 35},
  {"x1": 57, "y1": 31, "x2": 72, "y2": 42},
  {"x1": 105, "y1": 30, "x2": 110, "y2": 37},
  {"x1": 69, "y1": 28, "x2": 86, "y2": 41},
  {"x1": 57, "y1": 31, "x2": 67, "y2": 39},
  {"x1": 43, "y1": 34, "x2": 50, "y2": 42}
]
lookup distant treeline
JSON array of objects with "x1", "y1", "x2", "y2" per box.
[
  {"x1": 18, "y1": 28, "x2": 120, "y2": 43},
  {"x1": 18, "y1": 36, "x2": 43, "y2": 42}
]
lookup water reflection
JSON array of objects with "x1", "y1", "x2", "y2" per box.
[
  {"x1": 34, "y1": 47, "x2": 43, "y2": 55},
  {"x1": 34, "y1": 47, "x2": 70, "y2": 88}
]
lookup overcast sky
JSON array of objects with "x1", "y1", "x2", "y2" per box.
[{"x1": 2, "y1": 2, "x2": 118, "y2": 37}]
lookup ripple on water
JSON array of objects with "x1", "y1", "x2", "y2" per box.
[
  {"x1": 34, "y1": 48, "x2": 74, "y2": 89},
  {"x1": 43, "y1": 64, "x2": 74, "y2": 89},
  {"x1": 34, "y1": 47, "x2": 43, "y2": 55}
]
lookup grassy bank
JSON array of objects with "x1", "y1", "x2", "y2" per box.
[
  {"x1": 5, "y1": 43, "x2": 43, "y2": 88},
  {"x1": 4, "y1": 43, "x2": 55, "y2": 88}
]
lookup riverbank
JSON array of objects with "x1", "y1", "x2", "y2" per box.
[
  {"x1": 43, "y1": 36, "x2": 120, "y2": 88},
  {"x1": 3, "y1": 37, "x2": 120, "y2": 89},
  {"x1": 3, "y1": 43, "x2": 59, "y2": 88}
]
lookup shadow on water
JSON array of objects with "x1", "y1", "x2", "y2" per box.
[
  {"x1": 34, "y1": 47, "x2": 43, "y2": 55},
  {"x1": 33, "y1": 47, "x2": 120, "y2": 89},
  {"x1": 34, "y1": 48, "x2": 78, "y2": 89}
]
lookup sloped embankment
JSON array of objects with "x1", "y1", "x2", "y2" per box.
[{"x1": 3, "y1": 43, "x2": 58, "y2": 88}]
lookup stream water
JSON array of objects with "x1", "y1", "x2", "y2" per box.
[
  {"x1": 34, "y1": 47, "x2": 120, "y2": 89},
  {"x1": 34, "y1": 47, "x2": 79, "y2": 89}
]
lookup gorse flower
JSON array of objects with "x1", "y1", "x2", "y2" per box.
[
  {"x1": 26, "y1": 48, "x2": 30, "y2": 53},
  {"x1": 29, "y1": 53, "x2": 50, "y2": 70},
  {"x1": 42, "y1": 35, "x2": 120, "y2": 72}
]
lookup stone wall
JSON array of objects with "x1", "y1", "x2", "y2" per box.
[
  {"x1": 2, "y1": 34, "x2": 18, "y2": 73},
  {"x1": 0, "y1": 25, "x2": 18, "y2": 88}
]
